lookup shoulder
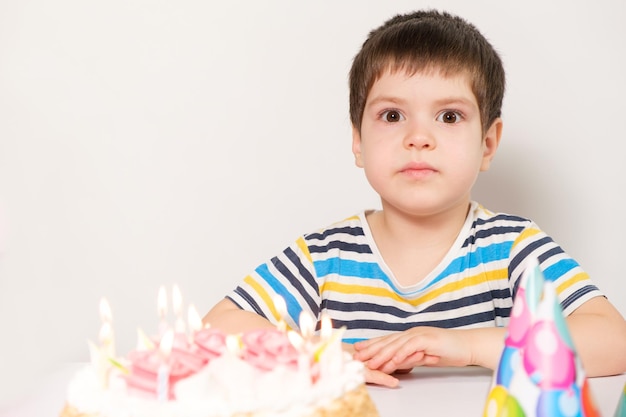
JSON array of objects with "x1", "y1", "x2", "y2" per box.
[
  {"x1": 303, "y1": 211, "x2": 369, "y2": 242},
  {"x1": 464, "y1": 202, "x2": 538, "y2": 243},
  {"x1": 297, "y1": 212, "x2": 375, "y2": 259},
  {"x1": 470, "y1": 202, "x2": 533, "y2": 226}
]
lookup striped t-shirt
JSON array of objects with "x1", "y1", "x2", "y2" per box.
[{"x1": 227, "y1": 202, "x2": 601, "y2": 344}]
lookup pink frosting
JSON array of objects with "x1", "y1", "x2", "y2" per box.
[
  {"x1": 241, "y1": 329, "x2": 299, "y2": 371},
  {"x1": 193, "y1": 327, "x2": 228, "y2": 359},
  {"x1": 122, "y1": 327, "x2": 321, "y2": 400},
  {"x1": 124, "y1": 333, "x2": 210, "y2": 400}
]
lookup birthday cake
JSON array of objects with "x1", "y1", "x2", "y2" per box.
[{"x1": 59, "y1": 290, "x2": 378, "y2": 417}]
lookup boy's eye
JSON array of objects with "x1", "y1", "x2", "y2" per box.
[
  {"x1": 436, "y1": 111, "x2": 462, "y2": 123},
  {"x1": 381, "y1": 110, "x2": 404, "y2": 123}
]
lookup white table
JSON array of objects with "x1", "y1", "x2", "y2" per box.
[
  {"x1": 368, "y1": 367, "x2": 625, "y2": 416},
  {"x1": 2, "y1": 364, "x2": 625, "y2": 416}
]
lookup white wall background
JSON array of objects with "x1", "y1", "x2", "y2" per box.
[{"x1": 1, "y1": 0, "x2": 624, "y2": 407}]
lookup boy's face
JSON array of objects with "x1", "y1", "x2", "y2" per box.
[{"x1": 352, "y1": 69, "x2": 501, "y2": 217}]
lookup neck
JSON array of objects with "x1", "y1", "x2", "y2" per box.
[{"x1": 371, "y1": 200, "x2": 471, "y2": 250}]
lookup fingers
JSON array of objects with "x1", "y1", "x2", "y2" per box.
[
  {"x1": 354, "y1": 337, "x2": 402, "y2": 369},
  {"x1": 364, "y1": 367, "x2": 400, "y2": 388},
  {"x1": 376, "y1": 350, "x2": 425, "y2": 374}
]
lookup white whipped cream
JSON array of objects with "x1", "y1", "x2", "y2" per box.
[{"x1": 66, "y1": 352, "x2": 365, "y2": 417}]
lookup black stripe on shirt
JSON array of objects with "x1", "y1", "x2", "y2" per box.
[
  {"x1": 462, "y1": 225, "x2": 526, "y2": 248},
  {"x1": 333, "y1": 309, "x2": 499, "y2": 331},
  {"x1": 562, "y1": 286, "x2": 600, "y2": 311},
  {"x1": 308, "y1": 241, "x2": 373, "y2": 254},
  {"x1": 306, "y1": 225, "x2": 365, "y2": 241},
  {"x1": 277, "y1": 248, "x2": 320, "y2": 316},
  {"x1": 509, "y1": 235, "x2": 556, "y2": 276},
  {"x1": 324, "y1": 289, "x2": 512, "y2": 321},
  {"x1": 228, "y1": 291, "x2": 267, "y2": 319}
]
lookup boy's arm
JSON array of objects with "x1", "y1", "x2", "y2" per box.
[
  {"x1": 471, "y1": 296, "x2": 626, "y2": 376},
  {"x1": 564, "y1": 296, "x2": 626, "y2": 376},
  {"x1": 206, "y1": 299, "x2": 401, "y2": 387},
  {"x1": 202, "y1": 298, "x2": 275, "y2": 332},
  {"x1": 355, "y1": 296, "x2": 626, "y2": 377}
]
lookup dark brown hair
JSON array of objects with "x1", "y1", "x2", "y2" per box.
[{"x1": 349, "y1": 10, "x2": 505, "y2": 133}]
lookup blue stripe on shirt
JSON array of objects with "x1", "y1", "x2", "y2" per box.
[
  {"x1": 255, "y1": 263, "x2": 303, "y2": 322},
  {"x1": 544, "y1": 258, "x2": 579, "y2": 282}
]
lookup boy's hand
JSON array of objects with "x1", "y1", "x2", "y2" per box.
[
  {"x1": 344, "y1": 342, "x2": 399, "y2": 387},
  {"x1": 363, "y1": 367, "x2": 400, "y2": 387},
  {"x1": 353, "y1": 327, "x2": 473, "y2": 374}
]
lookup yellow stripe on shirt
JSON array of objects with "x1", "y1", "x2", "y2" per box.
[
  {"x1": 296, "y1": 236, "x2": 313, "y2": 264},
  {"x1": 556, "y1": 271, "x2": 591, "y2": 295},
  {"x1": 320, "y1": 267, "x2": 508, "y2": 307},
  {"x1": 243, "y1": 275, "x2": 292, "y2": 330},
  {"x1": 511, "y1": 227, "x2": 542, "y2": 251}
]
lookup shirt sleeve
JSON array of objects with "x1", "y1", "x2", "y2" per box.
[
  {"x1": 226, "y1": 236, "x2": 322, "y2": 331},
  {"x1": 506, "y1": 220, "x2": 603, "y2": 316}
]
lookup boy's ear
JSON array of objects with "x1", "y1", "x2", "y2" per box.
[
  {"x1": 480, "y1": 118, "x2": 503, "y2": 172},
  {"x1": 351, "y1": 126, "x2": 364, "y2": 168}
]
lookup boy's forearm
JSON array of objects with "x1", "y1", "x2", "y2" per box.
[
  {"x1": 466, "y1": 327, "x2": 506, "y2": 370},
  {"x1": 202, "y1": 298, "x2": 275, "y2": 333},
  {"x1": 466, "y1": 298, "x2": 626, "y2": 377},
  {"x1": 566, "y1": 307, "x2": 626, "y2": 376}
]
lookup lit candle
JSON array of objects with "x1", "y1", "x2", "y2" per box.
[
  {"x1": 157, "y1": 286, "x2": 168, "y2": 337},
  {"x1": 320, "y1": 313, "x2": 332, "y2": 341},
  {"x1": 99, "y1": 322, "x2": 114, "y2": 357},
  {"x1": 273, "y1": 295, "x2": 288, "y2": 332},
  {"x1": 226, "y1": 334, "x2": 242, "y2": 357},
  {"x1": 187, "y1": 304, "x2": 203, "y2": 343},
  {"x1": 172, "y1": 284, "x2": 186, "y2": 334},
  {"x1": 100, "y1": 297, "x2": 113, "y2": 322},
  {"x1": 99, "y1": 297, "x2": 115, "y2": 357},
  {"x1": 315, "y1": 314, "x2": 346, "y2": 380},
  {"x1": 88, "y1": 297, "x2": 115, "y2": 389},
  {"x1": 87, "y1": 340, "x2": 109, "y2": 389},
  {"x1": 157, "y1": 329, "x2": 174, "y2": 402},
  {"x1": 136, "y1": 328, "x2": 155, "y2": 351},
  {"x1": 298, "y1": 310, "x2": 315, "y2": 348},
  {"x1": 287, "y1": 330, "x2": 304, "y2": 352},
  {"x1": 287, "y1": 330, "x2": 312, "y2": 383}
]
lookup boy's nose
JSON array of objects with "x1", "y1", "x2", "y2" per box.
[{"x1": 403, "y1": 121, "x2": 436, "y2": 150}]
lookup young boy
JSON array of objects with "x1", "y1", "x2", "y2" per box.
[{"x1": 203, "y1": 9, "x2": 626, "y2": 387}]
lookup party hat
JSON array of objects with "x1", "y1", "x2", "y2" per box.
[
  {"x1": 615, "y1": 383, "x2": 626, "y2": 417},
  {"x1": 483, "y1": 259, "x2": 600, "y2": 417}
]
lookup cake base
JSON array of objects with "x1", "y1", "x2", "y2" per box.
[{"x1": 59, "y1": 384, "x2": 379, "y2": 417}]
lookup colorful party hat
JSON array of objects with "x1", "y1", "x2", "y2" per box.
[
  {"x1": 483, "y1": 259, "x2": 600, "y2": 417},
  {"x1": 615, "y1": 383, "x2": 626, "y2": 417}
]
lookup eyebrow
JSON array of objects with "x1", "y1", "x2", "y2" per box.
[{"x1": 366, "y1": 95, "x2": 477, "y2": 110}]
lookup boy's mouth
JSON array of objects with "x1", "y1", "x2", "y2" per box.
[{"x1": 399, "y1": 161, "x2": 437, "y2": 179}]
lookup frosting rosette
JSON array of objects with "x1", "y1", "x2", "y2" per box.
[
  {"x1": 124, "y1": 335, "x2": 208, "y2": 400},
  {"x1": 241, "y1": 328, "x2": 299, "y2": 371},
  {"x1": 193, "y1": 327, "x2": 227, "y2": 359}
]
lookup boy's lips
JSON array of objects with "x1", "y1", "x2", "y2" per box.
[{"x1": 400, "y1": 161, "x2": 437, "y2": 178}]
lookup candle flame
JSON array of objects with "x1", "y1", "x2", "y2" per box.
[
  {"x1": 287, "y1": 330, "x2": 304, "y2": 351},
  {"x1": 99, "y1": 297, "x2": 112, "y2": 323},
  {"x1": 321, "y1": 314, "x2": 333, "y2": 340},
  {"x1": 187, "y1": 304, "x2": 203, "y2": 333},
  {"x1": 273, "y1": 295, "x2": 287, "y2": 318},
  {"x1": 299, "y1": 311, "x2": 315, "y2": 340},
  {"x1": 159, "y1": 329, "x2": 175, "y2": 357},
  {"x1": 99, "y1": 321, "x2": 113, "y2": 345},
  {"x1": 158, "y1": 286, "x2": 167, "y2": 318},
  {"x1": 172, "y1": 285, "x2": 183, "y2": 317},
  {"x1": 226, "y1": 334, "x2": 242, "y2": 355}
]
